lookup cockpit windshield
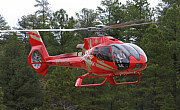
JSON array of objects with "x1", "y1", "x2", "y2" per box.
[
  {"x1": 93, "y1": 43, "x2": 147, "y2": 70},
  {"x1": 111, "y1": 44, "x2": 130, "y2": 70},
  {"x1": 128, "y1": 43, "x2": 147, "y2": 62},
  {"x1": 111, "y1": 44, "x2": 130, "y2": 62},
  {"x1": 110, "y1": 43, "x2": 147, "y2": 62},
  {"x1": 110, "y1": 43, "x2": 147, "y2": 70}
]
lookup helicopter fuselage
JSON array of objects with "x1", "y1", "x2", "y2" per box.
[
  {"x1": 28, "y1": 31, "x2": 147, "y2": 87},
  {"x1": 46, "y1": 36, "x2": 147, "y2": 75}
]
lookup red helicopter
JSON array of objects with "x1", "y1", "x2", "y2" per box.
[{"x1": 1, "y1": 19, "x2": 151, "y2": 87}]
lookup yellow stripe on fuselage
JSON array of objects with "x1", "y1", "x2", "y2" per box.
[
  {"x1": 97, "y1": 60, "x2": 116, "y2": 70},
  {"x1": 96, "y1": 60, "x2": 117, "y2": 71},
  {"x1": 30, "y1": 34, "x2": 43, "y2": 42},
  {"x1": 96, "y1": 63, "x2": 115, "y2": 71}
]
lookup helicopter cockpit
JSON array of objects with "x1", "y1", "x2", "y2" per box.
[
  {"x1": 111, "y1": 44, "x2": 130, "y2": 70},
  {"x1": 93, "y1": 43, "x2": 147, "y2": 70},
  {"x1": 94, "y1": 46, "x2": 113, "y2": 62},
  {"x1": 110, "y1": 43, "x2": 147, "y2": 70}
]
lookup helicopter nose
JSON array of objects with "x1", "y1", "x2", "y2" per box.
[
  {"x1": 123, "y1": 43, "x2": 147, "y2": 71},
  {"x1": 130, "y1": 55, "x2": 147, "y2": 71},
  {"x1": 110, "y1": 43, "x2": 147, "y2": 71}
]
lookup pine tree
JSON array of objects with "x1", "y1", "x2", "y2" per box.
[
  {"x1": 34, "y1": 0, "x2": 51, "y2": 29},
  {"x1": 97, "y1": 0, "x2": 126, "y2": 40},
  {"x1": 0, "y1": 35, "x2": 43, "y2": 110},
  {"x1": 0, "y1": 87, "x2": 6, "y2": 110},
  {"x1": 50, "y1": 9, "x2": 78, "y2": 54},
  {"x1": 18, "y1": 14, "x2": 38, "y2": 30},
  {"x1": 162, "y1": 0, "x2": 180, "y2": 6},
  {"x1": 0, "y1": 14, "x2": 10, "y2": 41},
  {"x1": 160, "y1": 4, "x2": 180, "y2": 109},
  {"x1": 0, "y1": 14, "x2": 10, "y2": 30},
  {"x1": 124, "y1": 0, "x2": 154, "y2": 43},
  {"x1": 139, "y1": 24, "x2": 176, "y2": 109},
  {"x1": 76, "y1": 8, "x2": 98, "y2": 38},
  {"x1": 42, "y1": 67, "x2": 79, "y2": 110},
  {"x1": 97, "y1": 0, "x2": 153, "y2": 43}
]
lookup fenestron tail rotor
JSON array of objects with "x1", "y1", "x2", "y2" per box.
[{"x1": 31, "y1": 50, "x2": 42, "y2": 69}]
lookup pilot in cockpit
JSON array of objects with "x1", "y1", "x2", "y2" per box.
[
  {"x1": 113, "y1": 49, "x2": 126, "y2": 67},
  {"x1": 117, "y1": 50, "x2": 126, "y2": 63}
]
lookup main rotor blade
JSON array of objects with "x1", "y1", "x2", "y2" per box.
[
  {"x1": 0, "y1": 19, "x2": 157, "y2": 33},
  {"x1": 102, "y1": 19, "x2": 146, "y2": 30},
  {"x1": 0, "y1": 28, "x2": 89, "y2": 33}
]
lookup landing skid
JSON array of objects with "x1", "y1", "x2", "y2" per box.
[{"x1": 75, "y1": 72, "x2": 144, "y2": 87}]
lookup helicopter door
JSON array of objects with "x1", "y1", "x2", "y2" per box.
[{"x1": 94, "y1": 46, "x2": 113, "y2": 62}]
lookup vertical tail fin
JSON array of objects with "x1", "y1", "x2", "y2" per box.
[{"x1": 28, "y1": 31, "x2": 49, "y2": 77}]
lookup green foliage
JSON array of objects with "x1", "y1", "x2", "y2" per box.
[
  {"x1": 162, "y1": 0, "x2": 180, "y2": 6},
  {"x1": 18, "y1": 14, "x2": 38, "y2": 29},
  {"x1": 160, "y1": 4, "x2": 180, "y2": 109},
  {"x1": 97, "y1": 0, "x2": 153, "y2": 43},
  {"x1": 76, "y1": 8, "x2": 98, "y2": 28},
  {"x1": 0, "y1": 87, "x2": 6, "y2": 110},
  {"x1": 0, "y1": 14, "x2": 10, "y2": 30},
  {"x1": 50, "y1": 9, "x2": 79, "y2": 53},
  {"x1": 42, "y1": 67, "x2": 80, "y2": 110},
  {"x1": 140, "y1": 24, "x2": 176, "y2": 109},
  {"x1": 42, "y1": 32, "x2": 61, "y2": 55},
  {"x1": 0, "y1": 35, "x2": 43, "y2": 110},
  {"x1": 76, "y1": 8, "x2": 98, "y2": 37},
  {"x1": 34, "y1": 0, "x2": 51, "y2": 29},
  {"x1": 0, "y1": 87, "x2": 3, "y2": 104},
  {"x1": 97, "y1": 0, "x2": 126, "y2": 40}
]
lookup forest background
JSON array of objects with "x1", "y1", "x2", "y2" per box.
[{"x1": 0, "y1": 0, "x2": 180, "y2": 110}]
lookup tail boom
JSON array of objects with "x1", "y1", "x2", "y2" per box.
[
  {"x1": 28, "y1": 31, "x2": 83, "y2": 78},
  {"x1": 46, "y1": 56, "x2": 83, "y2": 68}
]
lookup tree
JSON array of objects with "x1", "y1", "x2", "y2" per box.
[
  {"x1": 0, "y1": 87, "x2": 6, "y2": 110},
  {"x1": 76, "y1": 8, "x2": 98, "y2": 37},
  {"x1": 160, "y1": 4, "x2": 180, "y2": 108},
  {"x1": 0, "y1": 14, "x2": 10, "y2": 30},
  {"x1": 50, "y1": 9, "x2": 82, "y2": 54},
  {"x1": 0, "y1": 14, "x2": 10, "y2": 41},
  {"x1": 18, "y1": 14, "x2": 61, "y2": 55},
  {"x1": 18, "y1": 14, "x2": 39, "y2": 52},
  {"x1": 42, "y1": 67, "x2": 79, "y2": 110},
  {"x1": 0, "y1": 35, "x2": 43, "y2": 110},
  {"x1": 97, "y1": 0, "x2": 153, "y2": 43},
  {"x1": 139, "y1": 24, "x2": 176, "y2": 110},
  {"x1": 76, "y1": 8, "x2": 98, "y2": 28},
  {"x1": 162, "y1": 0, "x2": 180, "y2": 6},
  {"x1": 124, "y1": 0, "x2": 154, "y2": 43},
  {"x1": 49, "y1": 9, "x2": 71, "y2": 54},
  {"x1": 34, "y1": 0, "x2": 51, "y2": 29},
  {"x1": 97, "y1": 0, "x2": 126, "y2": 40},
  {"x1": 18, "y1": 14, "x2": 39, "y2": 30}
]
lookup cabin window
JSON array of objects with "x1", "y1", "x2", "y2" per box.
[{"x1": 94, "y1": 46, "x2": 113, "y2": 62}]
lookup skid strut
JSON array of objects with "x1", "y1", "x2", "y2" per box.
[{"x1": 75, "y1": 72, "x2": 144, "y2": 87}]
